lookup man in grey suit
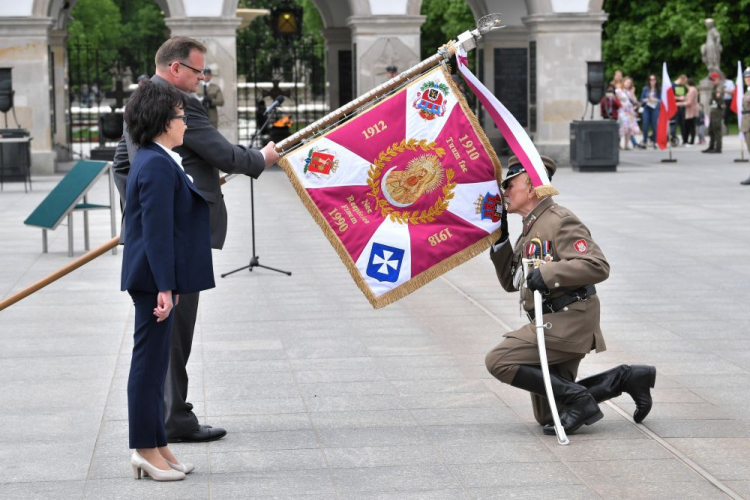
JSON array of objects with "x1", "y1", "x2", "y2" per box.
[{"x1": 113, "y1": 36, "x2": 280, "y2": 443}]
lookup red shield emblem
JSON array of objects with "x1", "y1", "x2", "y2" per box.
[
  {"x1": 574, "y1": 239, "x2": 588, "y2": 254},
  {"x1": 308, "y1": 151, "x2": 335, "y2": 175},
  {"x1": 481, "y1": 193, "x2": 502, "y2": 222}
]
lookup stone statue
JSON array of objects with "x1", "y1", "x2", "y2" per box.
[{"x1": 701, "y1": 18, "x2": 722, "y2": 74}]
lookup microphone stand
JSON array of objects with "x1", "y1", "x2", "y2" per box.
[{"x1": 221, "y1": 106, "x2": 292, "y2": 278}]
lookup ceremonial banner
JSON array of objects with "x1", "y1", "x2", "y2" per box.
[{"x1": 279, "y1": 66, "x2": 503, "y2": 308}]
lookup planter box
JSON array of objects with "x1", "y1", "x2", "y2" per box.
[{"x1": 569, "y1": 120, "x2": 619, "y2": 172}]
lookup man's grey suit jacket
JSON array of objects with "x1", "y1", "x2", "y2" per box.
[{"x1": 113, "y1": 74, "x2": 265, "y2": 249}]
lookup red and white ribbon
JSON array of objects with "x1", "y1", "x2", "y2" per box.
[{"x1": 456, "y1": 47, "x2": 556, "y2": 196}]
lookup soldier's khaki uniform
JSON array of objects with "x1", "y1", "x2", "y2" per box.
[
  {"x1": 485, "y1": 197, "x2": 609, "y2": 424},
  {"x1": 197, "y1": 81, "x2": 225, "y2": 129},
  {"x1": 708, "y1": 84, "x2": 725, "y2": 152}
]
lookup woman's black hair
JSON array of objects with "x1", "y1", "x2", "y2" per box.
[{"x1": 124, "y1": 81, "x2": 188, "y2": 147}]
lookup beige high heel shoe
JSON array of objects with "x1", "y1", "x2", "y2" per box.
[
  {"x1": 131, "y1": 451, "x2": 185, "y2": 481},
  {"x1": 167, "y1": 459, "x2": 195, "y2": 474}
]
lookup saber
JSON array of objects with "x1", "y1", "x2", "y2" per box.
[{"x1": 523, "y1": 239, "x2": 569, "y2": 446}]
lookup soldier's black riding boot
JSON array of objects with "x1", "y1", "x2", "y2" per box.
[
  {"x1": 543, "y1": 364, "x2": 656, "y2": 435},
  {"x1": 511, "y1": 365, "x2": 603, "y2": 434}
]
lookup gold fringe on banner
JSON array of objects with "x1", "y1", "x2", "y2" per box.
[
  {"x1": 279, "y1": 65, "x2": 503, "y2": 309},
  {"x1": 535, "y1": 185, "x2": 559, "y2": 198}
]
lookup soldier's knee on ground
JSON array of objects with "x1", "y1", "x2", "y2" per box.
[{"x1": 485, "y1": 350, "x2": 517, "y2": 384}]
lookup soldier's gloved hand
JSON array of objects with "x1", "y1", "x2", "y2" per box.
[
  {"x1": 526, "y1": 268, "x2": 549, "y2": 293},
  {"x1": 496, "y1": 204, "x2": 509, "y2": 245}
]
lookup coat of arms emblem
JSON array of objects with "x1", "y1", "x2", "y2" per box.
[
  {"x1": 304, "y1": 148, "x2": 339, "y2": 177},
  {"x1": 474, "y1": 192, "x2": 503, "y2": 222},
  {"x1": 412, "y1": 80, "x2": 449, "y2": 120}
]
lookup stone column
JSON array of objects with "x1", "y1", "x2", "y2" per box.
[
  {"x1": 166, "y1": 17, "x2": 242, "y2": 143},
  {"x1": 49, "y1": 29, "x2": 71, "y2": 162},
  {"x1": 523, "y1": 12, "x2": 607, "y2": 163},
  {"x1": 321, "y1": 27, "x2": 352, "y2": 111},
  {"x1": 0, "y1": 18, "x2": 56, "y2": 174},
  {"x1": 347, "y1": 15, "x2": 425, "y2": 96}
]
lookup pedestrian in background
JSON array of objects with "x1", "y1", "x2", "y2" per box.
[
  {"x1": 673, "y1": 74, "x2": 688, "y2": 144},
  {"x1": 640, "y1": 74, "x2": 660, "y2": 148},
  {"x1": 618, "y1": 77, "x2": 643, "y2": 149},
  {"x1": 197, "y1": 67, "x2": 224, "y2": 129},
  {"x1": 600, "y1": 85, "x2": 620, "y2": 120},
  {"x1": 739, "y1": 68, "x2": 750, "y2": 185},
  {"x1": 723, "y1": 70, "x2": 735, "y2": 128},
  {"x1": 697, "y1": 103, "x2": 707, "y2": 145},
  {"x1": 677, "y1": 77, "x2": 698, "y2": 146}
]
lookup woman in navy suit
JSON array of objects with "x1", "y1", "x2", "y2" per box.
[{"x1": 121, "y1": 81, "x2": 215, "y2": 481}]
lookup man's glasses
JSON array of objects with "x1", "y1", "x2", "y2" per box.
[
  {"x1": 170, "y1": 114, "x2": 188, "y2": 124},
  {"x1": 178, "y1": 61, "x2": 205, "y2": 75}
]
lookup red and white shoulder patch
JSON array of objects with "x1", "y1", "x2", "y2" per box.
[{"x1": 574, "y1": 239, "x2": 588, "y2": 254}]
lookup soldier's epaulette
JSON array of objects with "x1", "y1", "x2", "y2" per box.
[{"x1": 548, "y1": 205, "x2": 572, "y2": 219}]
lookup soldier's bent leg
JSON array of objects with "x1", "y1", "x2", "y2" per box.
[{"x1": 531, "y1": 357, "x2": 583, "y2": 425}]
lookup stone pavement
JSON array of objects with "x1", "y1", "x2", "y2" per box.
[{"x1": 2, "y1": 138, "x2": 750, "y2": 499}]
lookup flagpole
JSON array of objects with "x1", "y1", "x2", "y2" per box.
[
  {"x1": 661, "y1": 141, "x2": 676, "y2": 162},
  {"x1": 272, "y1": 14, "x2": 504, "y2": 156},
  {"x1": 735, "y1": 135, "x2": 748, "y2": 163}
]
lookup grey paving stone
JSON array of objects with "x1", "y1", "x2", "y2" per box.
[
  {"x1": 204, "y1": 414, "x2": 312, "y2": 434},
  {"x1": 344, "y1": 490, "x2": 468, "y2": 500},
  {"x1": 587, "y1": 480, "x2": 729, "y2": 499},
  {"x1": 330, "y1": 465, "x2": 459, "y2": 494},
  {"x1": 303, "y1": 394, "x2": 407, "y2": 412},
  {"x1": 316, "y1": 427, "x2": 431, "y2": 448},
  {"x1": 468, "y1": 484, "x2": 598, "y2": 500},
  {"x1": 206, "y1": 429, "x2": 319, "y2": 452},
  {"x1": 310, "y1": 409, "x2": 418, "y2": 429},
  {"x1": 645, "y1": 419, "x2": 750, "y2": 438},
  {"x1": 411, "y1": 406, "x2": 518, "y2": 426},
  {"x1": 391, "y1": 379, "x2": 488, "y2": 395},
  {"x1": 210, "y1": 448, "x2": 327, "y2": 473},
  {"x1": 547, "y1": 438, "x2": 673, "y2": 462},
  {"x1": 83, "y1": 476, "x2": 209, "y2": 499},
  {"x1": 438, "y1": 440, "x2": 557, "y2": 464},
  {"x1": 400, "y1": 392, "x2": 504, "y2": 410},
  {"x1": 0, "y1": 480, "x2": 85, "y2": 500},
  {"x1": 450, "y1": 462, "x2": 581, "y2": 488},
  {"x1": 209, "y1": 469, "x2": 337, "y2": 497},
  {"x1": 565, "y1": 458, "x2": 703, "y2": 484},
  {"x1": 323, "y1": 445, "x2": 444, "y2": 468},
  {"x1": 298, "y1": 381, "x2": 397, "y2": 397},
  {"x1": 422, "y1": 423, "x2": 539, "y2": 445}
]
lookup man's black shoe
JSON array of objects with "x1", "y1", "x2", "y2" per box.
[
  {"x1": 168, "y1": 425, "x2": 226, "y2": 443},
  {"x1": 741, "y1": 177, "x2": 750, "y2": 185},
  {"x1": 702, "y1": 148, "x2": 714, "y2": 153}
]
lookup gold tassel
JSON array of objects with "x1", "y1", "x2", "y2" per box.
[{"x1": 535, "y1": 185, "x2": 559, "y2": 197}]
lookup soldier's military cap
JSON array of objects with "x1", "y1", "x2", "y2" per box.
[
  {"x1": 501, "y1": 155, "x2": 557, "y2": 190},
  {"x1": 744, "y1": 68, "x2": 750, "y2": 78}
]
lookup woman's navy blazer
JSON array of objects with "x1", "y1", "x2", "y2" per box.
[{"x1": 121, "y1": 142, "x2": 215, "y2": 294}]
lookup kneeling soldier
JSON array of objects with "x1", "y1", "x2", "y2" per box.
[{"x1": 485, "y1": 155, "x2": 656, "y2": 434}]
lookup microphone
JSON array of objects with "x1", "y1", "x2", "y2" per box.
[{"x1": 263, "y1": 96, "x2": 285, "y2": 116}]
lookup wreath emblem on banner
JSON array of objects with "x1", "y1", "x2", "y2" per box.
[{"x1": 366, "y1": 139, "x2": 455, "y2": 225}]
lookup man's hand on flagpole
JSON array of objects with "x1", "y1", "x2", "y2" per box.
[
  {"x1": 262, "y1": 142, "x2": 281, "y2": 168},
  {"x1": 497, "y1": 204, "x2": 509, "y2": 244}
]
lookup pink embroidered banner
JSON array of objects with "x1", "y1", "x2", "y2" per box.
[{"x1": 279, "y1": 66, "x2": 503, "y2": 308}]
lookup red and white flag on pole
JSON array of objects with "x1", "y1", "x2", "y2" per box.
[
  {"x1": 455, "y1": 47, "x2": 556, "y2": 197},
  {"x1": 656, "y1": 62, "x2": 677, "y2": 150},
  {"x1": 730, "y1": 61, "x2": 743, "y2": 140}
]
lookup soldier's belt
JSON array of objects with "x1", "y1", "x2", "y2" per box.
[{"x1": 527, "y1": 285, "x2": 596, "y2": 322}]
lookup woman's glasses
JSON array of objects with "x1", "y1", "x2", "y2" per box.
[{"x1": 170, "y1": 114, "x2": 188, "y2": 124}]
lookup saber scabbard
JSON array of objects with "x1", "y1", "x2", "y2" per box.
[{"x1": 523, "y1": 252, "x2": 569, "y2": 446}]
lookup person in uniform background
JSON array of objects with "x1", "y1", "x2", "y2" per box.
[
  {"x1": 137, "y1": 74, "x2": 150, "y2": 86},
  {"x1": 703, "y1": 72, "x2": 725, "y2": 154},
  {"x1": 197, "y1": 67, "x2": 224, "y2": 128},
  {"x1": 386, "y1": 65, "x2": 398, "y2": 81},
  {"x1": 485, "y1": 156, "x2": 657, "y2": 435},
  {"x1": 740, "y1": 68, "x2": 750, "y2": 185}
]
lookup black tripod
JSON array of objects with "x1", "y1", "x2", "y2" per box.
[{"x1": 221, "y1": 106, "x2": 292, "y2": 278}]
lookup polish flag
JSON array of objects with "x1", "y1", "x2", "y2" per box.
[
  {"x1": 730, "y1": 61, "x2": 743, "y2": 140},
  {"x1": 656, "y1": 62, "x2": 677, "y2": 150}
]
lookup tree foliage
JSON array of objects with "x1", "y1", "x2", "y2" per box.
[
  {"x1": 420, "y1": 0, "x2": 476, "y2": 61},
  {"x1": 603, "y1": 0, "x2": 750, "y2": 87},
  {"x1": 67, "y1": 0, "x2": 167, "y2": 90}
]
